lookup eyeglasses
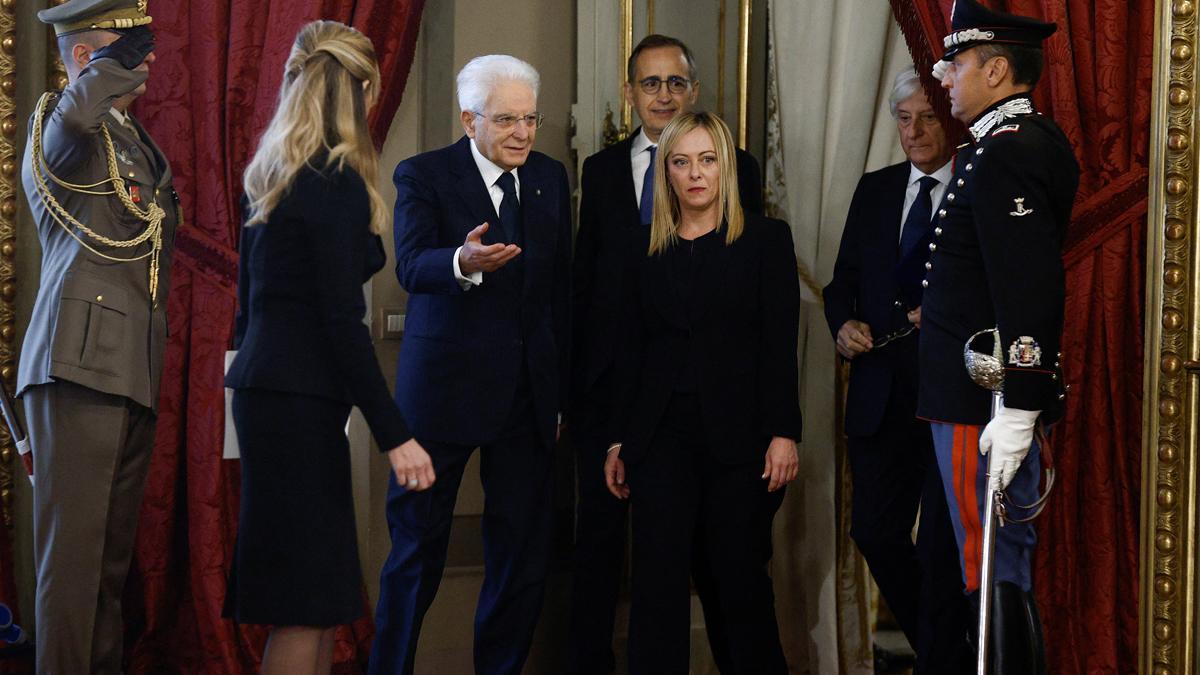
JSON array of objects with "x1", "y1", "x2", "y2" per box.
[
  {"x1": 636, "y1": 76, "x2": 693, "y2": 95},
  {"x1": 872, "y1": 324, "x2": 915, "y2": 349},
  {"x1": 471, "y1": 111, "x2": 544, "y2": 129}
]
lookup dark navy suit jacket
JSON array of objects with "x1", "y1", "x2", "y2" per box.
[
  {"x1": 823, "y1": 161, "x2": 921, "y2": 437},
  {"x1": 227, "y1": 164, "x2": 411, "y2": 451},
  {"x1": 392, "y1": 136, "x2": 571, "y2": 450}
]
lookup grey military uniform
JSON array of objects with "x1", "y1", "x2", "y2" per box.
[
  {"x1": 20, "y1": 53, "x2": 177, "y2": 674},
  {"x1": 20, "y1": 56, "x2": 178, "y2": 408}
]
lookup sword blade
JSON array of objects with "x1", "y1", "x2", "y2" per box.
[{"x1": 977, "y1": 390, "x2": 1003, "y2": 674}]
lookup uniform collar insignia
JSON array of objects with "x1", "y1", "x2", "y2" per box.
[{"x1": 969, "y1": 96, "x2": 1035, "y2": 142}]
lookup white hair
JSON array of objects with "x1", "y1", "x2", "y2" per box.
[
  {"x1": 889, "y1": 67, "x2": 924, "y2": 118},
  {"x1": 456, "y1": 54, "x2": 540, "y2": 113}
]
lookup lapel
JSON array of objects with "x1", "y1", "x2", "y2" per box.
[
  {"x1": 449, "y1": 136, "x2": 504, "y2": 243},
  {"x1": 105, "y1": 115, "x2": 161, "y2": 189},
  {"x1": 878, "y1": 163, "x2": 910, "y2": 266},
  {"x1": 518, "y1": 158, "x2": 551, "y2": 298},
  {"x1": 615, "y1": 132, "x2": 640, "y2": 226},
  {"x1": 127, "y1": 114, "x2": 173, "y2": 188}
]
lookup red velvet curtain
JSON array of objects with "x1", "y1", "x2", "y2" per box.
[
  {"x1": 889, "y1": 1, "x2": 1152, "y2": 673},
  {"x1": 124, "y1": 2, "x2": 423, "y2": 672}
]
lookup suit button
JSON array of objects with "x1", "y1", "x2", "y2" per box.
[
  {"x1": 957, "y1": 178, "x2": 965, "y2": 187},
  {"x1": 938, "y1": 209, "x2": 947, "y2": 218},
  {"x1": 922, "y1": 280, "x2": 929, "y2": 288},
  {"x1": 976, "y1": 147, "x2": 985, "y2": 155},
  {"x1": 96, "y1": 295, "x2": 103, "y2": 302},
  {"x1": 894, "y1": 300, "x2": 903, "y2": 307},
  {"x1": 928, "y1": 243, "x2": 937, "y2": 252},
  {"x1": 946, "y1": 193, "x2": 956, "y2": 202},
  {"x1": 925, "y1": 262, "x2": 932, "y2": 270},
  {"x1": 934, "y1": 227, "x2": 943, "y2": 236},
  {"x1": 966, "y1": 163, "x2": 974, "y2": 172}
]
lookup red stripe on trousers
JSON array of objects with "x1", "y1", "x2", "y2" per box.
[{"x1": 952, "y1": 425, "x2": 984, "y2": 592}]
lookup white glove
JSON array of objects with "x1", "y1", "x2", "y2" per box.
[
  {"x1": 932, "y1": 59, "x2": 950, "y2": 83},
  {"x1": 978, "y1": 402, "x2": 1040, "y2": 492}
]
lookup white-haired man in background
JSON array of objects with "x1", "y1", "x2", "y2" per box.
[
  {"x1": 823, "y1": 68, "x2": 970, "y2": 672},
  {"x1": 370, "y1": 55, "x2": 572, "y2": 675}
]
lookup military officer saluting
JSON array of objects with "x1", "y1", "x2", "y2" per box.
[
  {"x1": 19, "y1": 0, "x2": 178, "y2": 671},
  {"x1": 918, "y1": 0, "x2": 1078, "y2": 671}
]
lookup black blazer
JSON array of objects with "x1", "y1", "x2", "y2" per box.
[
  {"x1": 822, "y1": 161, "x2": 922, "y2": 437},
  {"x1": 227, "y1": 163, "x2": 411, "y2": 452},
  {"x1": 613, "y1": 215, "x2": 802, "y2": 466},
  {"x1": 572, "y1": 129, "x2": 763, "y2": 411},
  {"x1": 391, "y1": 136, "x2": 571, "y2": 450}
]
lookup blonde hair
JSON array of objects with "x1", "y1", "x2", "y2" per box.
[
  {"x1": 243, "y1": 21, "x2": 387, "y2": 234},
  {"x1": 648, "y1": 111, "x2": 744, "y2": 255}
]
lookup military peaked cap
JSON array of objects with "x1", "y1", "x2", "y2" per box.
[
  {"x1": 941, "y1": 0, "x2": 1055, "y2": 61},
  {"x1": 38, "y1": 0, "x2": 152, "y2": 37}
]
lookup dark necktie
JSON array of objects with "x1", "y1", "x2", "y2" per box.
[
  {"x1": 639, "y1": 146, "x2": 656, "y2": 225},
  {"x1": 899, "y1": 175, "x2": 939, "y2": 258},
  {"x1": 894, "y1": 175, "x2": 940, "y2": 308},
  {"x1": 495, "y1": 171, "x2": 522, "y2": 247}
]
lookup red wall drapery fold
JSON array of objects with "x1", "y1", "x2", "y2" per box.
[
  {"x1": 888, "y1": 2, "x2": 1151, "y2": 673},
  {"x1": 125, "y1": 2, "x2": 424, "y2": 672}
]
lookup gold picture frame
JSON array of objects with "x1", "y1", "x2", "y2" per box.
[
  {"x1": 1143, "y1": 0, "x2": 1199, "y2": 672},
  {"x1": 0, "y1": 0, "x2": 19, "y2": 530}
]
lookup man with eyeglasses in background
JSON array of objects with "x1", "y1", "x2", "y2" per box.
[
  {"x1": 370, "y1": 54, "x2": 571, "y2": 675},
  {"x1": 569, "y1": 33, "x2": 763, "y2": 675},
  {"x1": 821, "y1": 68, "x2": 971, "y2": 673}
]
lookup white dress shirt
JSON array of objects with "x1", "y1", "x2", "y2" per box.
[
  {"x1": 898, "y1": 160, "x2": 954, "y2": 241},
  {"x1": 453, "y1": 139, "x2": 522, "y2": 289},
  {"x1": 630, "y1": 128, "x2": 656, "y2": 207}
]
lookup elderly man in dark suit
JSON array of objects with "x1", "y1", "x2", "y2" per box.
[
  {"x1": 19, "y1": 1, "x2": 178, "y2": 672},
  {"x1": 569, "y1": 33, "x2": 762, "y2": 674},
  {"x1": 370, "y1": 54, "x2": 571, "y2": 675},
  {"x1": 823, "y1": 68, "x2": 968, "y2": 673}
]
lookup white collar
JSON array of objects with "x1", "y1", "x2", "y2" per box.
[
  {"x1": 109, "y1": 107, "x2": 129, "y2": 126},
  {"x1": 969, "y1": 96, "x2": 1034, "y2": 142},
  {"x1": 908, "y1": 159, "x2": 954, "y2": 186},
  {"x1": 630, "y1": 127, "x2": 656, "y2": 156},
  {"x1": 469, "y1": 138, "x2": 518, "y2": 190}
]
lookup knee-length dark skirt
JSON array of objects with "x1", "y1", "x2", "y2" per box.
[{"x1": 223, "y1": 388, "x2": 363, "y2": 627}]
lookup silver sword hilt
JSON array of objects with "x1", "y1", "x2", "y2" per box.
[{"x1": 964, "y1": 328, "x2": 1004, "y2": 675}]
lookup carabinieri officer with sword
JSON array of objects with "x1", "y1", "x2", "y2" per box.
[{"x1": 917, "y1": 0, "x2": 1078, "y2": 672}]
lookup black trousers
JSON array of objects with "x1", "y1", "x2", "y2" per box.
[
  {"x1": 627, "y1": 394, "x2": 786, "y2": 675},
  {"x1": 371, "y1": 380, "x2": 554, "y2": 675},
  {"x1": 568, "y1": 377, "x2": 735, "y2": 674},
  {"x1": 847, "y1": 384, "x2": 970, "y2": 673}
]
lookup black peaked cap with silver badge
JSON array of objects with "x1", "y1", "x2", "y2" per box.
[{"x1": 940, "y1": 0, "x2": 1056, "y2": 61}]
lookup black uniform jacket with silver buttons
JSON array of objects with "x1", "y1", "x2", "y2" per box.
[{"x1": 917, "y1": 94, "x2": 1079, "y2": 426}]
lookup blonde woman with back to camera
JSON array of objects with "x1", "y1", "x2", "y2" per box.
[
  {"x1": 224, "y1": 21, "x2": 433, "y2": 675},
  {"x1": 604, "y1": 111, "x2": 802, "y2": 674}
]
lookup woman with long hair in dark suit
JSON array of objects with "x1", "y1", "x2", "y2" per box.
[
  {"x1": 225, "y1": 21, "x2": 434, "y2": 675},
  {"x1": 603, "y1": 111, "x2": 803, "y2": 674}
]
